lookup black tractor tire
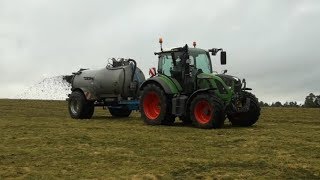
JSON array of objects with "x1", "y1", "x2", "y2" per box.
[
  {"x1": 190, "y1": 93, "x2": 225, "y2": 129},
  {"x1": 83, "y1": 102, "x2": 94, "y2": 119},
  {"x1": 108, "y1": 107, "x2": 132, "y2": 117},
  {"x1": 227, "y1": 92, "x2": 261, "y2": 126},
  {"x1": 140, "y1": 84, "x2": 175, "y2": 125},
  {"x1": 68, "y1": 91, "x2": 95, "y2": 119}
]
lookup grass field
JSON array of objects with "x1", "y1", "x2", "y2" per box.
[{"x1": 0, "y1": 99, "x2": 319, "y2": 179}]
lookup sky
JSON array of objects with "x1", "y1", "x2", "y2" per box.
[{"x1": 0, "y1": 0, "x2": 319, "y2": 103}]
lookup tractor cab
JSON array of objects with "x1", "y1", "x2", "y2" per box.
[
  {"x1": 157, "y1": 46, "x2": 213, "y2": 76},
  {"x1": 155, "y1": 42, "x2": 226, "y2": 94}
]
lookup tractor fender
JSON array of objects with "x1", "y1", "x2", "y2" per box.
[
  {"x1": 186, "y1": 88, "x2": 217, "y2": 108},
  {"x1": 139, "y1": 77, "x2": 176, "y2": 94},
  {"x1": 71, "y1": 87, "x2": 97, "y2": 101}
]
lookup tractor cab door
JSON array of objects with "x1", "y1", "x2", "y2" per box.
[
  {"x1": 158, "y1": 52, "x2": 195, "y2": 94},
  {"x1": 158, "y1": 53, "x2": 181, "y2": 76},
  {"x1": 158, "y1": 53, "x2": 184, "y2": 87}
]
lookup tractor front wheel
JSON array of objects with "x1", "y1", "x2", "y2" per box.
[
  {"x1": 227, "y1": 92, "x2": 261, "y2": 126},
  {"x1": 190, "y1": 94, "x2": 225, "y2": 129},
  {"x1": 140, "y1": 84, "x2": 174, "y2": 125}
]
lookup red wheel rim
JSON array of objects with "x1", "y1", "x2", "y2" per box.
[
  {"x1": 143, "y1": 91, "x2": 161, "y2": 120},
  {"x1": 194, "y1": 100, "x2": 213, "y2": 124}
]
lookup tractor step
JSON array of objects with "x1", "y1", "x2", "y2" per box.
[{"x1": 172, "y1": 95, "x2": 188, "y2": 116}]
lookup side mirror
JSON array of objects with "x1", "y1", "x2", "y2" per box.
[{"x1": 221, "y1": 51, "x2": 226, "y2": 65}]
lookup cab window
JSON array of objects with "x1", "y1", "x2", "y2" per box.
[{"x1": 158, "y1": 54, "x2": 173, "y2": 76}]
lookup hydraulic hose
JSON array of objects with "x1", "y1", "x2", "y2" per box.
[{"x1": 128, "y1": 59, "x2": 137, "y2": 81}]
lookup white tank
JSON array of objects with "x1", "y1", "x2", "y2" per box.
[{"x1": 71, "y1": 59, "x2": 145, "y2": 99}]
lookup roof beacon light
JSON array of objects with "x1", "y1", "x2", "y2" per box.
[
  {"x1": 159, "y1": 38, "x2": 163, "y2": 51},
  {"x1": 193, "y1": 41, "x2": 196, "y2": 48}
]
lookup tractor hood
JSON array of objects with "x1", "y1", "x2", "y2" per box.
[
  {"x1": 197, "y1": 73, "x2": 241, "y2": 87},
  {"x1": 216, "y1": 74, "x2": 242, "y2": 92}
]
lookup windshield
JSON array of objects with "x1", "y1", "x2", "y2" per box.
[
  {"x1": 189, "y1": 49, "x2": 212, "y2": 74},
  {"x1": 157, "y1": 49, "x2": 212, "y2": 76}
]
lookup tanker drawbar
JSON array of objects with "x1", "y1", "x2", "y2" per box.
[{"x1": 67, "y1": 58, "x2": 145, "y2": 119}]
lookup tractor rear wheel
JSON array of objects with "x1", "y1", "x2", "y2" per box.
[
  {"x1": 140, "y1": 84, "x2": 174, "y2": 125},
  {"x1": 108, "y1": 107, "x2": 132, "y2": 117},
  {"x1": 68, "y1": 91, "x2": 94, "y2": 119},
  {"x1": 227, "y1": 92, "x2": 260, "y2": 126},
  {"x1": 190, "y1": 94, "x2": 225, "y2": 129}
]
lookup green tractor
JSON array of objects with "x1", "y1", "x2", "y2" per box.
[{"x1": 139, "y1": 39, "x2": 260, "y2": 129}]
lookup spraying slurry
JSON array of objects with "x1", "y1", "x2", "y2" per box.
[{"x1": 16, "y1": 76, "x2": 71, "y2": 100}]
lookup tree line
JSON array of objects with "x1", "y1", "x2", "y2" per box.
[{"x1": 259, "y1": 93, "x2": 320, "y2": 108}]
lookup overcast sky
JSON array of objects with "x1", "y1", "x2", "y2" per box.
[{"x1": 1, "y1": 0, "x2": 319, "y2": 103}]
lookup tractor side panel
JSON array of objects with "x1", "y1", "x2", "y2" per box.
[{"x1": 197, "y1": 73, "x2": 233, "y2": 103}]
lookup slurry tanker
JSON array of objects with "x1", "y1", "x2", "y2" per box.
[{"x1": 66, "y1": 58, "x2": 145, "y2": 118}]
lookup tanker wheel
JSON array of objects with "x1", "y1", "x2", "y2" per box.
[
  {"x1": 190, "y1": 94, "x2": 225, "y2": 129},
  {"x1": 227, "y1": 92, "x2": 261, "y2": 126},
  {"x1": 108, "y1": 107, "x2": 132, "y2": 117},
  {"x1": 84, "y1": 102, "x2": 94, "y2": 119},
  {"x1": 140, "y1": 84, "x2": 175, "y2": 125},
  {"x1": 68, "y1": 91, "x2": 95, "y2": 119}
]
